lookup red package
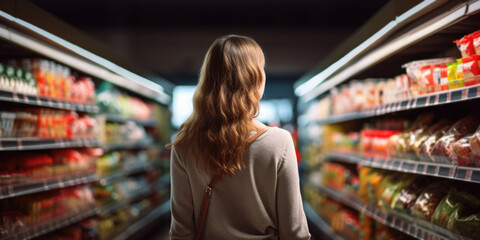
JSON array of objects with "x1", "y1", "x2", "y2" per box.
[
  {"x1": 454, "y1": 35, "x2": 476, "y2": 58},
  {"x1": 462, "y1": 55, "x2": 480, "y2": 86},
  {"x1": 420, "y1": 65, "x2": 434, "y2": 94},
  {"x1": 471, "y1": 30, "x2": 480, "y2": 55}
]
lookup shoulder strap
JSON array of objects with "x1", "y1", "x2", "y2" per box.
[
  {"x1": 246, "y1": 126, "x2": 270, "y2": 145},
  {"x1": 195, "y1": 126, "x2": 270, "y2": 239},
  {"x1": 195, "y1": 174, "x2": 222, "y2": 240}
]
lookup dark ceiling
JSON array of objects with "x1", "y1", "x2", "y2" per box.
[{"x1": 29, "y1": 0, "x2": 387, "y2": 88}]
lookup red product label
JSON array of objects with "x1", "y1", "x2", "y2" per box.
[
  {"x1": 471, "y1": 30, "x2": 480, "y2": 55},
  {"x1": 455, "y1": 36, "x2": 476, "y2": 58},
  {"x1": 462, "y1": 55, "x2": 480, "y2": 86}
]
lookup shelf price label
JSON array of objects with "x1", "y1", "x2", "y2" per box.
[{"x1": 467, "y1": 86, "x2": 479, "y2": 99}]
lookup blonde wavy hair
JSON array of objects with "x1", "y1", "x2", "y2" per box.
[{"x1": 171, "y1": 35, "x2": 265, "y2": 176}]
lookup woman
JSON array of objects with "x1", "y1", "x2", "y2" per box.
[{"x1": 169, "y1": 35, "x2": 310, "y2": 239}]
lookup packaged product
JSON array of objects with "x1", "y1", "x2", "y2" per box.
[
  {"x1": 430, "y1": 116, "x2": 480, "y2": 164},
  {"x1": 359, "y1": 212, "x2": 372, "y2": 240},
  {"x1": 452, "y1": 134, "x2": 480, "y2": 167},
  {"x1": 388, "y1": 113, "x2": 434, "y2": 158},
  {"x1": 391, "y1": 176, "x2": 433, "y2": 214},
  {"x1": 447, "y1": 62, "x2": 459, "y2": 89},
  {"x1": 419, "y1": 124, "x2": 451, "y2": 162},
  {"x1": 331, "y1": 209, "x2": 359, "y2": 240},
  {"x1": 462, "y1": 55, "x2": 480, "y2": 86},
  {"x1": 402, "y1": 58, "x2": 455, "y2": 92},
  {"x1": 420, "y1": 65, "x2": 435, "y2": 93},
  {"x1": 378, "y1": 174, "x2": 421, "y2": 211},
  {"x1": 410, "y1": 119, "x2": 453, "y2": 160},
  {"x1": 412, "y1": 181, "x2": 451, "y2": 221},
  {"x1": 455, "y1": 59, "x2": 465, "y2": 88},
  {"x1": 431, "y1": 186, "x2": 480, "y2": 239},
  {"x1": 472, "y1": 30, "x2": 480, "y2": 55},
  {"x1": 454, "y1": 35, "x2": 476, "y2": 58},
  {"x1": 470, "y1": 125, "x2": 480, "y2": 156}
]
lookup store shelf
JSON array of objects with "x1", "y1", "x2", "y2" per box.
[
  {"x1": 99, "y1": 162, "x2": 154, "y2": 184},
  {"x1": 0, "y1": 173, "x2": 97, "y2": 200},
  {"x1": 304, "y1": 202, "x2": 345, "y2": 240},
  {"x1": 313, "y1": 85, "x2": 480, "y2": 125},
  {"x1": 327, "y1": 152, "x2": 480, "y2": 184},
  {"x1": 97, "y1": 188, "x2": 153, "y2": 217},
  {"x1": 113, "y1": 199, "x2": 171, "y2": 240},
  {"x1": 103, "y1": 138, "x2": 154, "y2": 152},
  {"x1": 313, "y1": 184, "x2": 471, "y2": 240},
  {"x1": 0, "y1": 89, "x2": 98, "y2": 113},
  {"x1": 2, "y1": 205, "x2": 97, "y2": 240},
  {"x1": 0, "y1": 138, "x2": 100, "y2": 151},
  {"x1": 104, "y1": 114, "x2": 157, "y2": 127}
]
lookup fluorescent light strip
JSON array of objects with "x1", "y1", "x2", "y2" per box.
[
  {"x1": 302, "y1": 4, "x2": 468, "y2": 102},
  {"x1": 295, "y1": 0, "x2": 437, "y2": 97},
  {"x1": 0, "y1": 10, "x2": 170, "y2": 104},
  {"x1": 468, "y1": 0, "x2": 480, "y2": 14}
]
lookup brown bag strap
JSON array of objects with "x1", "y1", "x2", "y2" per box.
[{"x1": 195, "y1": 127, "x2": 270, "y2": 240}]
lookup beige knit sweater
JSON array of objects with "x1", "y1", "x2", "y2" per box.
[{"x1": 169, "y1": 127, "x2": 311, "y2": 239}]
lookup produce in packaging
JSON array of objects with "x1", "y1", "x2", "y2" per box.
[
  {"x1": 391, "y1": 177, "x2": 433, "y2": 215},
  {"x1": 419, "y1": 124, "x2": 452, "y2": 162},
  {"x1": 412, "y1": 181, "x2": 451, "y2": 221}
]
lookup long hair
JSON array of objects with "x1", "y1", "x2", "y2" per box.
[{"x1": 171, "y1": 35, "x2": 265, "y2": 176}]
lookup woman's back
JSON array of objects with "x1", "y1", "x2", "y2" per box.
[{"x1": 170, "y1": 127, "x2": 310, "y2": 239}]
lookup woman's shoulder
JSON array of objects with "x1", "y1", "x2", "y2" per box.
[{"x1": 255, "y1": 127, "x2": 293, "y2": 146}]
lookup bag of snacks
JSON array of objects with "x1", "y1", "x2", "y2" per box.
[
  {"x1": 462, "y1": 55, "x2": 480, "y2": 86},
  {"x1": 454, "y1": 35, "x2": 476, "y2": 58},
  {"x1": 430, "y1": 116, "x2": 480, "y2": 164},
  {"x1": 471, "y1": 30, "x2": 480, "y2": 55},
  {"x1": 412, "y1": 180, "x2": 451, "y2": 221}
]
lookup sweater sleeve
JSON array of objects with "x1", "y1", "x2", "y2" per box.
[
  {"x1": 169, "y1": 148, "x2": 195, "y2": 239},
  {"x1": 276, "y1": 135, "x2": 311, "y2": 239}
]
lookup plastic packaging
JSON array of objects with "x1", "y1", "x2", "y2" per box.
[
  {"x1": 0, "y1": 112, "x2": 16, "y2": 138},
  {"x1": 402, "y1": 58, "x2": 455, "y2": 91},
  {"x1": 454, "y1": 35, "x2": 476, "y2": 58},
  {"x1": 472, "y1": 30, "x2": 480, "y2": 55},
  {"x1": 462, "y1": 55, "x2": 480, "y2": 86},
  {"x1": 391, "y1": 177, "x2": 433, "y2": 215},
  {"x1": 412, "y1": 181, "x2": 451, "y2": 221},
  {"x1": 430, "y1": 116, "x2": 480, "y2": 164}
]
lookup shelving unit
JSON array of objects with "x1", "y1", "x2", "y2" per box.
[
  {"x1": 2, "y1": 205, "x2": 98, "y2": 240},
  {"x1": 311, "y1": 183, "x2": 471, "y2": 240},
  {"x1": 113, "y1": 200, "x2": 171, "y2": 240},
  {"x1": 0, "y1": 2, "x2": 172, "y2": 240},
  {"x1": 97, "y1": 188, "x2": 153, "y2": 217},
  {"x1": 0, "y1": 173, "x2": 97, "y2": 199},
  {"x1": 312, "y1": 85, "x2": 480, "y2": 125},
  {"x1": 0, "y1": 89, "x2": 99, "y2": 113},
  {"x1": 104, "y1": 114, "x2": 158, "y2": 127},
  {"x1": 297, "y1": 1, "x2": 480, "y2": 239},
  {"x1": 103, "y1": 138, "x2": 155, "y2": 152},
  {"x1": 0, "y1": 138, "x2": 100, "y2": 151},
  {"x1": 304, "y1": 202, "x2": 345, "y2": 240}
]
